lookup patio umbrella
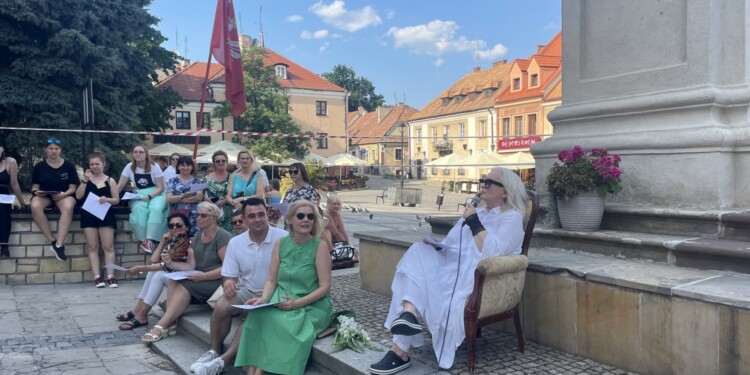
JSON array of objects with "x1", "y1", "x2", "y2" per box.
[
  {"x1": 452, "y1": 152, "x2": 511, "y2": 180},
  {"x1": 502, "y1": 151, "x2": 536, "y2": 170},
  {"x1": 149, "y1": 142, "x2": 192, "y2": 156},
  {"x1": 263, "y1": 156, "x2": 301, "y2": 179},
  {"x1": 424, "y1": 153, "x2": 464, "y2": 167},
  {"x1": 304, "y1": 152, "x2": 326, "y2": 164},
  {"x1": 324, "y1": 153, "x2": 366, "y2": 179},
  {"x1": 195, "y1": 141, "x2": 249, "y2": 165}
]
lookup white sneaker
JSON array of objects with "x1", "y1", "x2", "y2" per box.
[
  {"x1": 194, "y1": 357, "x2": 224, "y2": 375},
  {"x1": 190, "y1": 350, "x2": 218, "y2": 373}
]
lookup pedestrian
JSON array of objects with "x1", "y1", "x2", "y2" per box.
[
  {"x1": 166, "y1": 156, "x2": 203, "y2": 236},
  {"x1": 30, "y1": 138, "x2": 80, "y2": 261},
  {"x1": 117, "y1": 144, "x2": 167, "y2": 253},
  {"x1": 0, "y1": 139, "x2": 25, "y2": 257},
  {"x1": 75, "y1": 152, "x2": 120, "y2": 287}
]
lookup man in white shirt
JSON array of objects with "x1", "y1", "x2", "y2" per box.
[{"x1": 191, "y1": 197, "x2": 288, "y2": 375}]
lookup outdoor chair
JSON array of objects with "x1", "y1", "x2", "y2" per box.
[
  {"x1": 375, "y1": 189, "x2": 387, "y2": 204},
  {"x1": 457, "y1": 197, "x2": 473, "y2": 212},
  {"x1": 463, "y1": 190, "x2": 540, "y2": 373}
]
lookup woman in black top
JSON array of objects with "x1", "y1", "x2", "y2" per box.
[
  {"x1": 30, "y1": 138, "x2": 80, "y2": 261},
  {"x1": 75, "y1": 152, "x2": 120, "y2": 288},
  {"x1": 0, "y1": 139, "x2": 26, "y2": 257}
]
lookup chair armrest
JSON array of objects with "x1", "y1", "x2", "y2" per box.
[
  {"x1": 466, "y1": 255, "x2": 529, "y2": 320},
  {"x1": 477, "y1": 255, "x2": 528, "y2": 276}
]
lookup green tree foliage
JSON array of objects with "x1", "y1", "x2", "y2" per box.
[
  {"x1": 214, "y1": 46, "x2": 310, "y2": 162},
  {"x1": 321, "y1": 64, "x2": 385, "y2": 112},
  {"x1": 0, "y1": 0, "x2": 183, "y2": 187}
]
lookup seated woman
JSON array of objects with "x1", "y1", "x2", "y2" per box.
[
  {"x1": 203, "y1": 151, "x2": 233, "y2": 232},
  {"x1": 325, "y1": 195, "x2": 357, "y2": 262},
  {"x1": 369, "y1": 167, "x2": 527, "y2": 375},
  {"x1": 166, "y1": 156, "x2": 204, "y2": 236},
  {"x1": 142, "y1": 202, "x2": 232, "y2": 342},
  {"x1": 226, "y1": 151, "x2": 266, "y2": 211},
  {"x1": 117, "y1": 145, "x2": 167, "y2": 253},
  {"x1": 30, "y1": 138, "x2": 80, "y2": 261},
  {"x1": 0, "y1": 139, "x2": 26, "y2": 258},
  {"x1": 282, "y1": 162, "x2": 320, "y2": 204},
  {"x1": 116, "y1": 213, "x2": 194, "y2": 330},
  {"x1": 235, "y1": 200, "x2": 332, "y2": 375}
]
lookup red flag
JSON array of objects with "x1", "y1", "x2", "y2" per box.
[{"x1": 210, "y1": 0, "x2": 247, "y2": 117}]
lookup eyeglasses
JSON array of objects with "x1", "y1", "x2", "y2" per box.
[
  {"x1": 47, "y1": 138, "x2": 61, "y2": 144},
  {"x1": 196, "y1": 213, "x2": 213, "y2": 219},
  {"x1": 132, "y1": 150, "x2": 146, "y2": 154},
  {"x1": 231, "y1": 220, "x2": 244, "y2": 226},
  {"x1": 171, "y1": 157, "x2": 179, "y2": 161},
  {"x1": 168, "y1": 223, "x2": 184, "y2": 229},
  {"x1": 296, "y1": 212, "x2": 315, "y2": 221},
  {"x1": 290, "y1": 170, "x2": 299, "y2": 175},
  {"x1": 214, "y1": 159, "x2": 227, "y2": 164},
  {"x1": 479, "y1": 178, "x2": 504, "y2": 189}
]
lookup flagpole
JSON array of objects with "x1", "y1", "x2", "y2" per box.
[{"x1": 193, "y1": 52, "x2": 214, "y2": 160}]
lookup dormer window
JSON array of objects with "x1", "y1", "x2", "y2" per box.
[
  {"x1": 483, "y1": 89, "x2": 495, "y2": 98},
  {"x1": 441, "y1": 98, "x2": 450, "y2": 105},
  {"x1": 513, "y1": 78, "x2": 521, "y2": 90},
  {"x1": 275, "y1": 64, "x2": 288, "y2": 79},
  {"x1": 530, "y1": 74, "x2": 539, "y2": 87},
  {"x1": 454, "y1": 95, "x2": 464, "y2": 103}
]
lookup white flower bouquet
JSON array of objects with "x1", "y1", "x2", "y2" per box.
[{"x1": 331, "y1": 315, "x2": 382, "y2": 353}]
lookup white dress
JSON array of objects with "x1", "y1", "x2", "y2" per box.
[{"x1": 385, "y1": 206, "x2": 524, "y2": 368}]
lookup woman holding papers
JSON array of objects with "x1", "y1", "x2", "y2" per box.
[
  {"x1": 0, "y1": 139, "x2": 25, "y2": 257},
  {"x1": 203, "y1": 151, "x2": 233, "y2": 232},
  {"x1": 226, "y1": 150, "x2": 265, "y2": 210},
  {"x1": 30, "y1": 138, "x2": 80, "y2": 261},
  {"x1": 368, "y1": 167, "x2": 527, "y2": 375},
  {"x1": 235, "y1": 200, "x2": 332, "y2": 375},
  {"x1": 116, "y1": 212, "x2": 194, "y2": 330},
  {"x1": 166, "y1": 156, "x2": 203, "y2": 236},
  {"x1": 117, "y1": 145, "x2": 167, "y2": 254},
  {"x1": 75, "y1": 152, "x2": 120, "y2": 288}
]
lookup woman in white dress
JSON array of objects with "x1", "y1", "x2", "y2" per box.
[{"x1": 369, "y1": 167, "x2": 528, "y2": 375}]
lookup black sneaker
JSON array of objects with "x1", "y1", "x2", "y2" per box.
[
  {"x1": 51, "y1": 241, "x2": 67, "y2": 261},
  {"x1": 389, "y1": 311, "x2": 421, "y2": 336},
  {"x1": 369, "y1": 350, "x2": 411, "y2": 375}
]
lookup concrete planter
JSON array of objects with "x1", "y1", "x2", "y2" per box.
[{"x1": 557, "y1": 190, "x2": 605, "y2": 231}]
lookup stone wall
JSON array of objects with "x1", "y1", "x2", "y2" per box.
[{"x1": 1, "y1": 210, "x2": 149, "y2": 285}]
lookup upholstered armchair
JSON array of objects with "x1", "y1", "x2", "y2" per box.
[{"x1": 463, "y1": 190, "x2": 539, "y2": 373}]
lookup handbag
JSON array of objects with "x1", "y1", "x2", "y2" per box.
[
  {"x1": 207, "y1": 286, "x2": 223, "y2": 309},
  {"x1": 236, "y1": 171, "x2": 258, "y2": 197},
  {"x1": 331, "y1": 241, "x2": 355, "y2": 261}
]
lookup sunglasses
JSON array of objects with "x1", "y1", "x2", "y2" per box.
[
  {"x1": 290, "y1": 170, "x2": 299, "y2": 175},
  {"x1": 132, "y1": 150, "x2": 146, "y2": 154},
  {"x1": 171, "y1": 157, "x2": 179, "y2": 161},
  {"x1": 196, "y1": 213, "x2": 213, "y2": 219},
  {"x1": 479, "y1": 178, "x2": 504, "y2": 189},
  {"x1": 214, "y1": 159, "x2": 227, "y2": 164},
  {"x1": 168, "y1": 223, "x2": 184, "y2": 229},
  {"x1": 47, "y1": 138, "x2": 61, "y2": 144},
  {"x1": 296, "y1": 212, "x2": 315, "y2": 221},
  {"x1": 231, "y1": 220, "x2": 244, "y2": 226}
]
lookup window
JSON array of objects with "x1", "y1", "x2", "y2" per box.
[
  {"x1": 528, "y1": 114, "x2": 537, "y2": 135},
  {"x1": 454, "y1": 95, "x2": 463, "y2": 103},
  {"x1": 530, "y1": 74, "x2": 539, "y2": 87},
  {"x1": 395, "y1": 148, "x2": 403, "y2": 161},
  {"x1": 441, "y1": 98, "x2": 449, "y2": 105},
  {"x1": 316, "y1": 132, "x2": 328, "y2": 149},
  {"x1": 483, "y1": 88, "x2": 495, "y2": 98},
  {"x1": 432, "y1": 127, "x2": 438, "y2": 142},
  {"x1": 416, "y1": 128, "x2": 422, "y2": 144},
  {"x1": 197, "y1": 112, "x2": 211, "y2": 129},
  {"x1": 316, "y1": 101, "x2": 327, "y2": 116},
  {"x1": 479, "y1": 120, "x2": 486, "y2": 138},
  {"x1": 514, "y1": 116, "x2": 523, "y2": 135},
  {"x1": 275, "y1": 65, "x2": 288, "y2": 79},
  {"x1": 513, "y1": 78, "x2": 521, "y2": 90},
  {"x1": 175, "y1": 111, "x2": 191, "y2": 129},
  {"x1": 458, "y1": 123, "x2": 465, "y2": 140},
  {"x1": 502, "y1": 118, "x2": 510, "y2": 138},
  {"x1": 443, "y1": 125, "x2": 450, "y2": 139}
]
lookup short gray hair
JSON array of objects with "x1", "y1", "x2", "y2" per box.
[{"x1": 197, "y1": 201, "x2": 223, "y2": 221}]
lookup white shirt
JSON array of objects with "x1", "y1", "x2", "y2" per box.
[
  {"x1": 120, "y1": 162, "x2": 164, "y2": 186},
  {"x1": 162, "y1": 166, "x2": 176, "y2": 186},
  {"x1": 221, "y1": 226, "x2": 288, "y2": 293}
]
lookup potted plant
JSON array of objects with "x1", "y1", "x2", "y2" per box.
[{"x1": 546, "y1": 146, "x2": 622, "y2": 230}]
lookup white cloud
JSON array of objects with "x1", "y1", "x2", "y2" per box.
[
  {"x1": 543, "y1": 21, "x2": 558, "y2": 30},
  {"x1": 301, "y1": 29, "x2": 329, "y2": 40},
  {"x1": 310, "y1": 0, "x2": 382, "y2": 32},
  {"x1": 387, "y1": 20, "x2": 507, "y2": 64},
  {"x1": 319, "y1": 41, "x2": 331, "y2": 54},
  {"x1": 386, "y1": 10, "x2": 395, "y2": 20},
  {"x1": 286, "y1": 14, "x2": 303, "y2": 22}
]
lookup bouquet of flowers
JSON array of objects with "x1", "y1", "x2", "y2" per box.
[
  {"x1": 331, "y1": 312, "x2": 382, "y2": 353},
  {"x1": 546, "y1": 146, "x2": 623, "y2": 199}
]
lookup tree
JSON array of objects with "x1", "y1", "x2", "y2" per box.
[
  {"x1": 322, "y1": 64, "x2": 385, "y2": 112},
  {"x1": 213, "y1": 46, "x2": 310, "y2": 161},
  {"x1": 0, "y1": 0, "x2": 183, "y2": 187}
]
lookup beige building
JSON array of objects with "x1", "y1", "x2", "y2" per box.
[{"x1": 347, "y1": 104, "x2": 418, "y2": 176}]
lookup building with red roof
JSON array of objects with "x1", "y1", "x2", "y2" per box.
[{"x1": 347, "y1": 104, "x2": 418, "y2": 175}]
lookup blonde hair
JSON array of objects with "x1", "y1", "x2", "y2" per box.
[
  {"x1": 491, "y1": 167, "x2": 528, "y2": 216},
  {"x1": 197, "y1": 201, "x2": 223, "y2": 221},
  {"x1": 130, "y1": 145, "x2": 152, "y2": 174},
  {"x1": 326, "y1": 194, "x2": 341, "y2": 205},
  {"x1": 285, "y1": 200, "x2": 323, "y2": 237}
]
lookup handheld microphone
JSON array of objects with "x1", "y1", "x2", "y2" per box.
[{"x1": 470, "y1": 194, "x2": 481, "y2": 207}]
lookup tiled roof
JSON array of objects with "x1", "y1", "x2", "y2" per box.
[
  {"x1": 410, "y1": 61, "x2": 513, "y2": 121},
  {"x1": 156, "y1": 62, "x2": 225, "y2": 102},
  {"x1": 262, "y1": 48, "x2": 346, "y2": 92},
  {"x1": 538, "y1": 32, "x2": 562, "y2": 57},
  {"x1": 531, "y1": 55, "x2": 562, "y2": 68},
  {"x1": 348, "y1": 104, "x2": 418, "y2": 145},
  {"x1": 495, "y1": 32, "x2": 562, "y2": 105},
  {"x1": 516, "y1": 59, "x2": 531, "y2": 70}
]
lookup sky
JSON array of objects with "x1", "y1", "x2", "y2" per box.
[{"x1": 148, "y1": 0, "x2": 561, "y2": 110}]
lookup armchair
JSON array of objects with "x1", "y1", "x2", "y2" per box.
[{"x1": 463, "y1": 190, "x2": 540, "y2": 373}]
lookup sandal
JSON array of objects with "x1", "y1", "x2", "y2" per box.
[
  {"x1": 142, "y1": 324, "x2": 177, "y2": 343},
  {"x1": 116, "y1": 311, "x2": 134, "y2": 322},
  {"x1": 119, "y1": 317, "x2": 148, "y2": 331}
]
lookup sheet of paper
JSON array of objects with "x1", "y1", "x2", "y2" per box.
[
  {"x1": 0, "y1": 194, "x2": 15, "y2": 205},
  {"x1": 82, "y1": 193, "x2": 111, "y2": 220},
  {"x1": 189, "y1": 183, "x2": 208, "y2": 193},
  {"x1": 121, "y1": 192, "x2": 142, "y2": 200},
  {"x1": 163, "y1": 270, "x2": 203, "y2": 280},
  {"x1": 231, "y1": 303, "x2": 276, "y2": 310},
  {"x1": 271, "y1": 202, "x2": 289, "y2": 216},
  {"x1": 105, "y1": 263, "x2": 129, "y2": 271}
]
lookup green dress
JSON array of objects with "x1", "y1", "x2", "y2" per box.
[
  {"x1": 235, "y1": 236, "x2": 333, "y2": 375},
  {"x1": 203, "y1": 174, "x2": 232, "y2": 232}
]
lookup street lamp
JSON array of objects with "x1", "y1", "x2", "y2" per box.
[{"x1": 400, "y1": 122, "x2": 406, "y2": 188}]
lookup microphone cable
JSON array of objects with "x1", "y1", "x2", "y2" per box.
[{"x1": 435, "y1": 220, "x2": 464, "y2": 373}]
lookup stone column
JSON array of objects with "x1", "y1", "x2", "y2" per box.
[{"x1": 533, "y1": 0, "x2": 750, "y2": 209}]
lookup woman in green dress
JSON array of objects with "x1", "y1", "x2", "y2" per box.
[
  {"x1": 203, "y1": 151, "x2": 232, "y2": 232},
  {"x1": 235, "y1": 200, "x2": 332, "y2": 375}
]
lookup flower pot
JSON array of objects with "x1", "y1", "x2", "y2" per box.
[{"x1": 556, "y1": 190, "x2": 606, "y2": 231}]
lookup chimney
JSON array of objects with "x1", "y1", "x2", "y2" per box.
[
  {"x1": 537, "y1": 44, "x2": 545, "y2": 53},
  {"x1": 358, "y1": 106, "x2": 366, "y2": 116},
  {"x1": 493, "y1": 60, "x2": 508, "y2": 66},
  {"x1": 377, "y1": 106, "x2": 393, "y2": 123},
  {"x1": 240, "y1": 35, "x2": 253, "y2": 51},
  {"x1": 473, "y1": 66, "x2": 480, "y2": 72}
]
